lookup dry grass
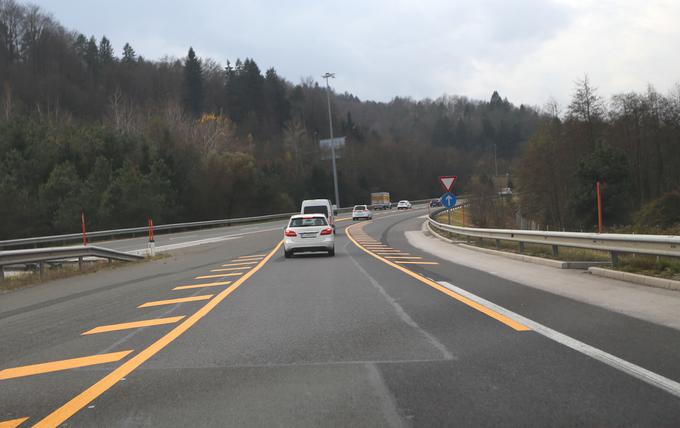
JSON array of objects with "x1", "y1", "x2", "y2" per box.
[{"x1": 0, "y1": 253, "x2": 167, "y2": 293}]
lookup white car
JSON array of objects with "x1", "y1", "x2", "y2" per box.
[
  {"x1": 397, "y1": 200, "x2": 412, "y2": 210},
  {"x1": 283, "y1": 214, "x2": 335, "y2": 258},
  {"x1": 352, "y1": 205, "x2": 373, "y2": 221}
]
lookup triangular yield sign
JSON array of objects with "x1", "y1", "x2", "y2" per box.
[{"x1": 439, "y1": 175, "x2": 457, "y2": 192}]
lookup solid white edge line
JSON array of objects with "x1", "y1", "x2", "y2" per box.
[{"x1": 437, "y1": 280, "x2": 680, "y2": 398}]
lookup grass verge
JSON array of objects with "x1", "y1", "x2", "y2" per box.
[{"x1": 0, "y1": 254, "x2": 168, "y2": 293}]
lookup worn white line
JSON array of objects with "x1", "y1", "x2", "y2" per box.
[
  {"x1": 347, "y1": 243, "x2": 455, "y2": 361},
  {"x1": 437, "y1": 280, "x2": 680, "y2": 398}
]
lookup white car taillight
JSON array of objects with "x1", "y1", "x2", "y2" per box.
[{"x1": 320, "y1": 227, "x2": 333, "y2": 236}]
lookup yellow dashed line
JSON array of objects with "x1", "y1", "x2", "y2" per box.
[
  {"x1": 138, "y1": 295, "x2": 213, "y2": 308},
  {"x1": 195, "y1": 272, "x2": 243, "y2": 279},
  {"x1": 173, "y1": 281, "x2": 232, "y2": 290},
  {"x1": 395, "y1": 261, "x2": 439, "y2": 265},
  {"x1": 0, "y1": 351, "x2": 133, "y2": 381},
  {"x1": 0, "y1": 417, "x2": 29, "y2": 427},
  {"x1": 210, "y1": 267, "x2": 250, "y2": 272},
  {"x1": 222, "y1": 262, "x2": 258, "y2": 267},
  {"x1": 82, "y1": 317, "x2": 185, "y2": 335}
]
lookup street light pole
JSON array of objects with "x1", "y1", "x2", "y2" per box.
[{"x1": 322, "y1": 72, "x2": 340, "y2": 209}]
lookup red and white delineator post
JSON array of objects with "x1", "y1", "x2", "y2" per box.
[{"x1": 148, "y1": 218, "x2": 155, "y2": 256}]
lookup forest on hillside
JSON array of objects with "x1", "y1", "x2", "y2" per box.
[{"x1": 0, "y1": 0, "x2": 678, "y2": 239}]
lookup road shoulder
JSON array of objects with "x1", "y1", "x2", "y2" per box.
[{"x1": 406, "y1": 222, "x2": 680, "y2": 331}]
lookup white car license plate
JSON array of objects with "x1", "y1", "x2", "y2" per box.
[{"x1": 300, "y1": 232, "x2": 317, "y2": 238}]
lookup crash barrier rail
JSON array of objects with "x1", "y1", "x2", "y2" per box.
[
  {"x1": 0, "y1": 245, "x2": 143, "y2": 282},
  {"x1": 428, "y1": 207, "x2": 680, "y2": 267},
  {"x1": 0, "y1": 199, "x2": 433, "y2": 250}
]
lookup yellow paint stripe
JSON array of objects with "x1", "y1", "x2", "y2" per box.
[
  {"x1": 195, "y1": 272, "x2": 243, "y2": 279},
  {"x1": 385, "y1": 256, "x2": 423, "y2": 260},
  {"x1": 138, "y1": 295, "x2": 213, "y2": 308},
  {"x1": 346, "y1": 224, "x2": 529, "y2": 331},
  {"x1": 82, "y1": 316, "x2": 185, "y2": 335},
  {"x1": 210, "y1": 267, "x2": 250, "y2": 272},
  {"x1": 0, "y1": 351, "x2": 132, "y2": 381},
  {"x1": 173, "y1": 281, "x2": 231, "y2": 290},
  {"x1": 34, "y1": 241, "x2": 283, "y2": 428},
  {"x1": 0, "y1": 417, "x2": 29, "y2": 428},
  {"x1": 395, "y1": 261, "x2": 439, "y2": 265},
  {"x1": 222, "y1": 261, "x2": 258, "y2": 267}
]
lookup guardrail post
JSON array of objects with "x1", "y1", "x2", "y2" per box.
[
  {"x1": 552, "y1": 245, "x2": 559, "y2": 257},
  {"x1": 495, "y1": 239, "x2": 501, "y2": 250},
  {"x1": 0, "y1": 265, "x2": 4, "y2": 283},
  {"x1": 39, "y1": 262, "x2": 44, "y2": 280},
  {"x1": 518, "y1": 242, "x2": 525, "y2": 254},
  {"x1": 611, "y1": 251, "x2": 619, "y2": 268},
  {"x1": 78, "y1": 256, "x2": 83, "y2": 271}
]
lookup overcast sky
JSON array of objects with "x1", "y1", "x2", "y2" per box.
[{"x1": 37, "y1": 0, "x2": 679, "y2": 109}]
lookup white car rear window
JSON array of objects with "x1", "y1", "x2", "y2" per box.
[{"x1": 290, "y1": 217, "x2": 327, "y2": 227}]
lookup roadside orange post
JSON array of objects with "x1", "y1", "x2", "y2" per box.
[
  {"x1": 81, "y1": 211, "x2": 87, "y2": 246},
  {"x1": 148, "y1": 218, "x2": 156, "y2": 256},
  {"x1": 596, "y1": 181, "x2": 603, "y2": 233}
]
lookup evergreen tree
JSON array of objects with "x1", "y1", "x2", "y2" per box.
[
  {"x1": 84, "y1": 36, "x2": 99, "y2": 74},
  {"x1": 122, "y1": 42, "x2": 136, "y2": 64},
  {"x1": 99, "y1": 36, "x2": 114, "y2": 64},
  {"x1": 182, "y1": 47, "x2": 203, "y2": 117}
]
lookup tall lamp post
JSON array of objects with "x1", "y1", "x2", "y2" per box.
[{"x1": 322, "y1": 72, "x2": 340, "y2": 209}]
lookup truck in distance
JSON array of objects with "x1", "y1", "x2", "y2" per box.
[{"x1": 370, "y1": 192, "x2": 391, "y2": 210}]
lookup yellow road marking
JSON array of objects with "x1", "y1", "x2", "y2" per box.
[
  {"x1": 34, "y1": 241, "x2": 283, "y2": 428},
  {"x1": 0, "y1": 351, "x2": 133, "y2": 381},
  {"x1": 195, "y1": 272, "x2": 243, "y2": 279},
  {"x1": 82, "y1": 316, "x2": 185, "y2": 335},
  {"x1": 0, "y1": 417, "x2": 29, "y2": 428},
  {"x1": 138, "y1": 295, "x2": 213, "y2": 308},
  {"x1": 173, "y1": 281, "x2": 232, "y2": 290},
  {"x1": 395, "y1": 261, "x2": 439, "y2": 265},
  {"x1": 376, "y1": 253, "x2": 411, "y2": 256},
  {"x1": 346, "y1": 224, "x2": 529, "y2": 331},
  {"x1": 222, "y1": 261, "x2": 258, "y2": 267},
  {"x1": 210, "y1": 267, "x2": 250, "y2": 272},
  {"x1": 385, "y1": 256, "x2": 423, "y2": 260}
]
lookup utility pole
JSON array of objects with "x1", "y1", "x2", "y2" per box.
[{"x1": 322, "y1": 72, "x2": 340, "y2": 209}]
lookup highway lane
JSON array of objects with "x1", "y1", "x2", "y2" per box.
[{"x1": 1, "y1": 208, "x2": 680, "y2": 426}]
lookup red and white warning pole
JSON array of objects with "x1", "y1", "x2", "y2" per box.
[
  {"x1": 148, "y1": 218, "x2": 155, "y2": 256},
  {"x1": 81, "y1": 211, "x2": 88, "y2": 246},
  {"x1": 596, "y1": 181, "x2": 603, "y2": 234}
]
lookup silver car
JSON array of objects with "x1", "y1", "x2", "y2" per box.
[{"x1": 283, "y1": 214, "x2": 335, "y2": 258}]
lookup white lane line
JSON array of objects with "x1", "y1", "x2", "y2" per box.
[
  {"x1": 126, "y1": 226, "x2": 283, "y2": 256},
  {"x1": 437, "y1": 280, "x2": 680, "y2": 398},
  {"x1": 347, "y1": 244, "x2": 455, "y2": 361}
]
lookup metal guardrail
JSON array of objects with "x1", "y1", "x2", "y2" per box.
[
  {"x1": 428, "y1": 208, "x2": 680, "y2": 266},
  {"x1": 0, "y1": 212, "x2": 300, "y2": 250},
  {"x1": 0, "y1": 245, "x2": 143, "y2": 282},
  {"x1": 0, "y1": 199, "x2": 433, "y2": 250}
]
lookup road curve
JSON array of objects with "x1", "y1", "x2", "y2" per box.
[{"x1": 1, "y1": 208, "x2": 680, "y2": 426}]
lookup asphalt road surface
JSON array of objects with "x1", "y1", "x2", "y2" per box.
[{"x1": 2, "y1": 208, "x2": 680, "y2": 427}]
